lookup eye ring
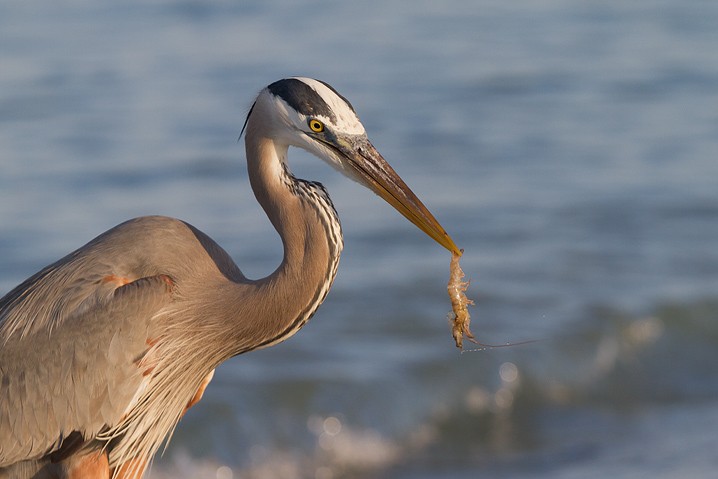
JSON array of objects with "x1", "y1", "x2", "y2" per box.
[{"x1": 308, "y1": 119, "x2": 325, "y2": 133}]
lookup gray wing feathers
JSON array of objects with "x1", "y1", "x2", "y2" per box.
[{"x1": 0, "y1": 275, "x2": 172, "y2": 466}]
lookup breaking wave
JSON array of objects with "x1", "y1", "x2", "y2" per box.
[{"x1": 150, "y1": 299, "x2": 718, "y2": 478}]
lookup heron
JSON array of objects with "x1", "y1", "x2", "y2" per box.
[{"x1": 0, "y1": 77, "x2": 460, "y2": 478}]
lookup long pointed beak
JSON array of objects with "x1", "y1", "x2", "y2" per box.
[{"x1": 333, "y1": 136, "x2": 461, "y2": 255}]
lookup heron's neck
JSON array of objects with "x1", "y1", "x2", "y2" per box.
[{"x1": 243, "y1": 134, "x2": 343, "y2": 350}]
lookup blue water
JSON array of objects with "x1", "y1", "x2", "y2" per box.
[{"x1": 2, "y1": 1, "x2": 718, "y2": 478}]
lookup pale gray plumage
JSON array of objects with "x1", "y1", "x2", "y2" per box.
[{"x1": 0, "y1": 77, "x2": 458, "y2": 478}]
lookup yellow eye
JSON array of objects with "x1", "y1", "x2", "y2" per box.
[{"x1": 308, "y1": 119, "x2": 325, "y2": 133}]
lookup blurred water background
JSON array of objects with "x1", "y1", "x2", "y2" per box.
[{"x1": 2, "y1": 1, "x2": 718, "y2": 478}]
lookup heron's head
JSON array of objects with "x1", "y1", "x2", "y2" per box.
[{"x1": 243, "y1": 77, "x2": 460, "y2": 255}]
